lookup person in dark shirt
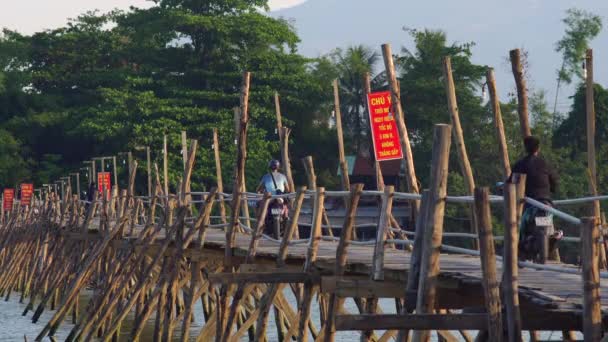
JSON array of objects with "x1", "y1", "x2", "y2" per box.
[
  {"x1": 510, "y1": 136, "x2": 558, "y2": 201},
  {"x1": 509, "y1": 136, "x2": 562, "y2": 262}
]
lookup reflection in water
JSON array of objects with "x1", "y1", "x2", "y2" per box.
[{"x1": 0, "y1": 288, "x2": 573, "y2": 341}]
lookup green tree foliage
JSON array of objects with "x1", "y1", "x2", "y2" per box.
[
  {"x1": 328, "y1": 45, "x2": 383, "y2": 154},
  {"x1": 0, "y1": 1, "x2": 332, "y2": 192},
  {"x1": 553, "y1": 83, "x2": 608, "y2": 197},
  {"x1": 555, "y1": 8, "x2": 603, "y2": 84},
  {"x1": 553, "y1": 8, "x2": 602, "y2": 116},
  {"x1": 395, "y1": 29, "x2": 522, "y2": 189},
  {"x1": 0, "y1": 0, "x2": 604, "y2": 223}
]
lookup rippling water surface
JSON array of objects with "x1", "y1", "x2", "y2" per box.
[{"x1": 0, "y1": 290, "x2": 575, "y2": 341}]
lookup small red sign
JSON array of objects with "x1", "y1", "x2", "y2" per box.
[
  {"x1": 367, "y1": 91, "x2": 403, "y2": 161},
  {"x1": 97, "y1": 172, "x2": 112, "y2": 196},
  {"x1": 20, "y1": 183, "x2": 33, "y2": 207},
  {"x1": 3, "y1": 189, "x2": 14, "y2": 211}
]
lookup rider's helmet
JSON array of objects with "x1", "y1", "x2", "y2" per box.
[{"x1": 268, "y1": 159, "x2": 280, "y2": 171}]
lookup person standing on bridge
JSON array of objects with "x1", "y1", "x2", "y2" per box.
[{"x1": 509, "y1": 135, "x2": 563, "y2": 262}]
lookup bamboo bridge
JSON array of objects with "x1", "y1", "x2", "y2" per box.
[
  {"x1": 0, "y1": 124, "x2": 606, "y2": 342},
  {"x1": 0, "y1": 46, "x2": 606, "y2": 341}
]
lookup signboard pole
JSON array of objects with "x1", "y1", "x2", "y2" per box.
[
  {"x1": 113, "y1": 156, "x2": 118, "y2": 190},
  {"x1": 381, "y1": 44, "x2": 420, "y2": 202},
  {"x1": 163, "y1": 135, "x2": 169, "y2": 198},
  {"x1": 76, "y1": 173, "x2": 80, "y2": 199},
  {"x1": 332, "y1": 79, "x2": 351, "y2": 195},
  {"x1": 91, "y1": 160, "x2": 96, "y2": 185},
  {"x1": 364, "y1": 72, "x2": 385, "y2": 191},
  {"x1": 146, "y1": 146, "x2": 152, "y2": 199}
]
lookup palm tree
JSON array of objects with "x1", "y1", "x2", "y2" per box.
[{"x1": 330, "y1": 45, "x2": 383, "y2": 154}]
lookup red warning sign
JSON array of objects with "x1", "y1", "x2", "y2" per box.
[
  {"x1": 20, "y1": 183, "x2": 33, "y2": 206},
  {"x1": 97, "y1": 172, "x2": 112, "y2": 196},
  {"x1": 3, "y1": 189, "x2": 14, "y2": 211},
  {"x1": 367, "y1": 91, "x2": 403, "y2": 161}
]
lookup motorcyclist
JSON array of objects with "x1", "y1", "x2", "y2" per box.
[
  {"x1": 508, "y1": 135, "x2": 562, "y2": 261},
  {"x1": 256, "y1": 160, "x2": 290, "y2": 237},
  {"x1": 256, "y1": 160, "x2": 290, "y2": 195}
]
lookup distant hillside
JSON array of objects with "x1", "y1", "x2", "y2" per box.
[{"x1": 271, "y1": 0, "x2": 608, "y2": 111}]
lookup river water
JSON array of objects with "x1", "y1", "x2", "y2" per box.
[{"x1": 0, "y1": 290, "x2": 575, "y2": 341}]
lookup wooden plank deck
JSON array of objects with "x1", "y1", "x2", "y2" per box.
[{"x1": 197, "y1": 228, "x2": 605, "y2": 317}]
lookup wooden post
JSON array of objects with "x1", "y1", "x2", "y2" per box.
[
  {"x1": 509, "y1": 49, "x2": 532, "y2": 138},
  {"x1": 274, "y1": 92, "x2": 283, "y2": 134},
  {"x1": 274, "y1": 90, "x2": 295, "y2": 194},
  {"x1": 333, "y1": 79, "x2": 352, "y2": 199},
  {"x1": 586, "y1": 49, "x2": 601, "y2": 222},
  {"x1": 364, "y1": 72, "x2": 385, "y2": 190},
  {"x1": 486, "y1": 68, "x2": 512, "y2": 179},
  {"x1": 112, "y1": 156, "x2": 118, "y2": 190},
  {"x1": 405, "y1": 190, "x2": 430, "y2": 312},
  {"x1": 381, "y1": 44, "x2": 420, "y2": 217},
  {"x1": 581, "y1": 217, "x2": 602, "y2": 341},
  {"x1": 372, "y1": 186, "x2": 394, "y2": 280},
  {"x1": 146, "y1": 146, "x2": 152, "y2": 199},
  {"x1": 75, "y1": 173, "x2": 80, "y2": 200},
  {"x1": 127, "y1": 152, "x2": 133, "y2": 184},
  {"x1": 502, "y1": 182, "x2": 522, "y2": 342},
  {"x1": 413, "y1": 124, "x2": 451, "y2": 342},
  {"x1": 280, "y1": 127, "x2": 295, "y2": 196},
  {"x1": 474, "y1": 187, "x2": 503, "y2": 342},
  {"x1": 302, "y1": 156, "x2": 333, "y2": 237},
  {"x1": 324, "y1": 183, "x2": 364, "y2": 342},
  {"x1": 298, "y1": 187, "x2": 325, "y2": 342},
  {"x1": 213, "y1": 128, "x2": 227, "y2": 224},
  {"x1": 181, "y1": 131, "x2": 188, "y2": 171},
  {"x1": 226, "y1": 71, "x2": 250, "y2": 265},
  {"x1": 443, "y1": 56, "x2": 479, "y2": 249},
  {"x1": 163, "y1": 135, "x2": 169, "y2": 198}
]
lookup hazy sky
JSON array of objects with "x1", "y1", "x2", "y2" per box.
[
  {"x1": 3, "y1": 0, "x2": 607, "y2": 111},
  {"x1": 0, "y1": 0, "x2": 305, "y2": 34},
  {"x1": 272, "y1": 0, "x2": 608, "y2": 113}
]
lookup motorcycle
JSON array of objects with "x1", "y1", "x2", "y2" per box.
[
  {"x1": 519, "y1": 202, "x2": 563, "y2": 264},
  {"x1": 264, "y1": 196, "x2": 289, "y2": 239},
  {"x1": 495, "y1": 182, "x2": 562, "y2": 264}
]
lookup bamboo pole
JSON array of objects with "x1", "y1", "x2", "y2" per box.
[
  {"x1": 509, "y1": 49, "x2": 532, "y2": 138},
  {"x1": 363, "y1": 72, "x2": 385, "y2": 191},
  {"x1": 443, "y1": 56, "x2": 479, "y2": 249},
  {"x1": 297, "y1": 187, "x2": 325, "y2": 342},
  {"x1": 474, "y1": 187, "x2": 503, "y2": 342},
  {"x1": 163, "y1": 134, "x2": 169, "y2": 199},
  {"x1": 486, "y1": 68, "x2": 512, "y2": 179},
  {"x1": 146, "y1": 146, "x2": 152, "y2": 199},
  {"x1": 372, "y1": 186, "x2": 394, "y2": 281},
  {"x1": 220, "y1": 71, "x2": 251, "y2": 342},
  {"x1": 226, "y1": 71, "x2": 251, "y2": 265},
  {"x1": 412, "y1": 124, "x2": 451, "y2": 342},
  {"x1": 324, "y1": 183, "x2": 364, "y2": 342},
  {"x1": 213, "y1": 128, "x2": 227, "y2": 224},
  {"x1": 404, "y1": 189, "x2": 431, "y2": 315},
  {"x1": 181, "y1": 131, "x2": 188, "y2": 171},
  {"x1": 302, "y1": 156, "x2": 333, "y2": 237},
  {"x1": 502, "y1": 181, "x2": 522, "y2": 342},
  {"x1": 333, "y1": 79, "x2": 352, "y2": 199},
  {"x1": 280, "y1": 127, "x2": 295, "y2": 199},
  {"x1": 275, "y1": 92, "x2": 283, "y2": 134},
  {"x1": 581, "y1": 217, "x2": 602, "y2": 341},
  {"x1": 585, "y1": 49, "x2": 602, "y2": 224},
  {"x1": 221, "y1": 193, "x2": 272, "y2": 342},
  {"x1": 254, "y1": 187, "x2": 307, "y2": 340},
  {"x1": 381, "y1": 44, "x2": 420, "y2": 215}
]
